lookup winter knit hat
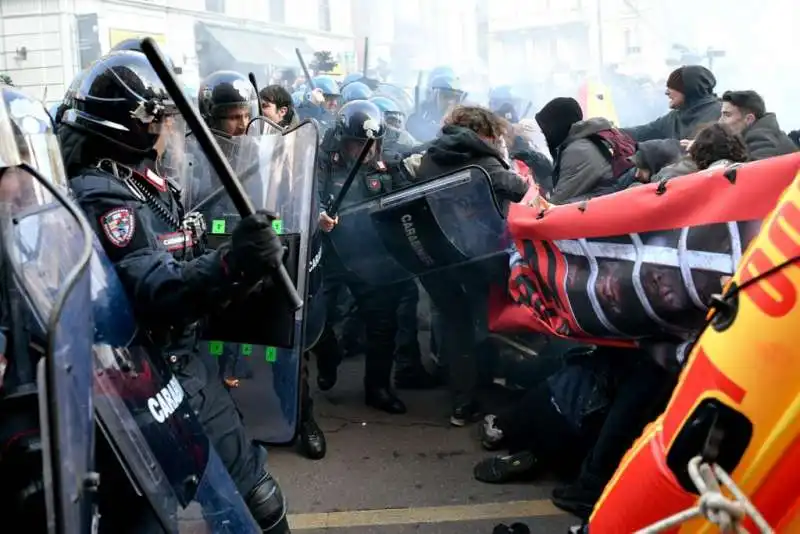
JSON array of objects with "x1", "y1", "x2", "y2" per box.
[{"x1": 666, "y1": 67, "x2": 685, "y2": 93}]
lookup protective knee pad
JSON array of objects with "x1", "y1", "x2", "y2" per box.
[{"x1": 246, "y1": 471, "x2": 290, "y2": 533}]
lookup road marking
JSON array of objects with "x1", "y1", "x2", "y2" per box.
[{"x1": 288, "y1": 499, "x2": 565, "y2": 530}]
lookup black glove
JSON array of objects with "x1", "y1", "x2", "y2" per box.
[{"x1": 227, "y1": 210, "x2": 284, "y2": 281}]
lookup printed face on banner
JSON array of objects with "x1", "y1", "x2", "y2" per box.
[{"x1": 529, "y1": 221, "x2": 764, "y2": 339}]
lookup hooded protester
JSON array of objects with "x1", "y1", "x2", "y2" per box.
[
  {"x1": 622, "y1": 65, "x2": 722, "y2": 142},
  {"x1": 536, "y1": 97, "x2": 634, "y2": 203},
  {"x1": 718, "y1": 90, "x2": 797, "y2": 160},
  {"x1": 413, "y1": 105, "x2": 529, "y2": 212}
]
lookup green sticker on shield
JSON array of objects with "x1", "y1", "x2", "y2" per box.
[
  {"x1": 265, "y1": 346, "x2": 277, "y2": 362},
  {"x1": 241, "y1": 344, "x2": 253, "y2": 356},
  {"x1": 208, "y1": 340, "x2": 224, "y2": 356},
  {"x1": 271, "y1": 219, "x2": 283, "y2": 234},
  {"x1": 211, "y1": 219, "x2": 226, "y2": 234}
]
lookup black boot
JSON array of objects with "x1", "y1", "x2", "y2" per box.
[
  {"x1": 298, "y1": 416, "x2": 326, "y2": 460},
  {"x1": 246, "y1": 472, "x2": 290, "y2": 533},
  {"x1": 365, "y1": 386, "x2": 406, "y2": 414}
]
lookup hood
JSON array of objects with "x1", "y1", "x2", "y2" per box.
[
  {"x1": 425, "y1": 125, "x2": 509, "y2": 168},
  {"x1": 747, "y1": 112, "x2": 782, "y2": 134},
  {"x1": 680, "y1": 65, "x2": 717, "y2": 104},
  {"x1": 631, "y1": 139, "x2": 682, "y2": 174},
  {"x1": 563, "y1": 117, "x2": 615, "y2": 144}
]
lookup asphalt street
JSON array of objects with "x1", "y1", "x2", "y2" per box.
[{"x1": 267, "y1": 355, "x2": 579, "y2": 534}]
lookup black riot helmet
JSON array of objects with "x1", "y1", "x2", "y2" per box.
[
  {"x1": 60, "y1": 51, "x2": 181, "y2": 155},
  {"x1": 109, "y1": 38, "x2": 180, "y2": 73},
  {"x1": 334, "y1": 100, "x2": 385, "y2": 164},
  {"x1": 197, "y1": 70, "x2": 258, "y2": 137}
]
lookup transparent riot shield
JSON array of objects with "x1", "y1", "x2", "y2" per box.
[
  {"x1": 184, "y1": 121, "x2": 320, "y2": 444},
  {"x1": 374, "y1": 83, "x2": 414, "y2": 116},
  {"x1": 0, "y1": 100, "x2": 96, "y2": 531},
  {"x1": 327, "y1": 166, "x2": 509, "y2": 286},
  {"x1": 90, "y1": 245, "x2": 261, "y2": 533}
]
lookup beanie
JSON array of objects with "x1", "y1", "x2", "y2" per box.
[{"x1": 666, "y1": 67, "x2": 685, "y2": 93}]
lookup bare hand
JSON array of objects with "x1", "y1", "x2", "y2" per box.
[
  {"x1": 319, "y1": 212, "x2": 338, "y2": 232},
  {"x1": 680, "y1": 139, "x2": 694, "y2": 151}
]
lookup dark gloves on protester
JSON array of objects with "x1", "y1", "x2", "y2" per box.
[{"x1": 226, "y1": 210, "x2": 284, "y2": 282}]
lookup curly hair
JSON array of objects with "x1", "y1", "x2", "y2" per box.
[
  {"x1": 443, "y1": 105, "x2": 510, "y2": 140},
  {"x1": 689, "y1": 123, "x2": 749, "y2": 170}
]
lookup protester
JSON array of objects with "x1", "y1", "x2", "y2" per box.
[
  {"x1": 688, "y1": 122, "x2": 749, "y2": 170},
  {"x1": 506, "y1": 118, "x2": 554, "y2": 194},
  {"x1": 535, "y1": 97, "x2": 635, "y2": 203},
  {"x1": 259, "y1": 84, "x2": 298, "y2": 128},
  {"x1": 718, "y1": 90, "x2": 797, "y2": 160},
  {"x1": 622, "y1": 65, "x2": 721, "y2": 142},
  {"x1": 404, "y1": 105, "x2": 528, "y2": 425}
]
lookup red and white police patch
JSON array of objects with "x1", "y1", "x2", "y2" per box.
[
  {"x1": 100, "y1": 207, "x2": 136, "y2": 248},
  {"x1": 367, "y1": 177, "x2": 381, "y2": 191}
]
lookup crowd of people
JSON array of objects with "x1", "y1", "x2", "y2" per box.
[
  {"x1": 13, "y1": 43, "x2": 797, "y2": 533},
  {"x1": 274, "y1": 62, "x2": 798, "y2": 531}
]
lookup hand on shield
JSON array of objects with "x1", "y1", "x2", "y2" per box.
[
  {"x1": 227, "y1": 210, "x2": 285, "y2": 281},
  {"x1": 319, "y1": 211, "x2": 338, "y2": 232}
]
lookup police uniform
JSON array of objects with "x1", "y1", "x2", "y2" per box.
[
  {"x1": 60, "y1": 50, "x2": 289, "y2": 534},
  {"x1": 316, "y1": 102, "x2": 408, "y2": 413}
]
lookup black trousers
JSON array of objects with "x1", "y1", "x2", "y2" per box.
[
  {"x1": 394, "y1": 280, "x2": 422, "y2": 370},
  {"x1": 576, "y1": 353, "x2": 676, "y2": 491},
  {"x1": 176, "y1": 353, "x2": 266, "y2": 497},
  {"x1": 420, "y1": 264, "x2": 493, "y2": 406}
]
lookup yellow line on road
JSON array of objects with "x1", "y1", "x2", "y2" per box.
[{"x1": 288, "y1": 499, "x2": 564, "y2": 530}]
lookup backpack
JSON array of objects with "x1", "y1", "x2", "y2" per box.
[{"x1": 588, "y1": 128, "x2": 637, "y2": 178}]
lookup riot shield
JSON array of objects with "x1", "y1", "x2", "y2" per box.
[
  {"x1": 185, "y1": 121, "x2": 320, "y2": 444},
  {"x1": 90, "y1": 245, "x2": 261, "y2": 533},
  {"x1": 327, "y1": 166, "x2": 509, "y2": 286},
  {"x1": 1, "y1": 166, "x2": 95, "y2": 534}
]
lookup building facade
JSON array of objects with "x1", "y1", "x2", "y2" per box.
[{"x1": 0, "y1": 0, "x2": 357, "y2": 105}]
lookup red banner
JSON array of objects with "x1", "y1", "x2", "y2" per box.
[{"x1": 489, "y1": 153, "x2": 800, "y2": 344}]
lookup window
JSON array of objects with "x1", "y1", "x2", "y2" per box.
[
  {"x1": 205, "y1": 0, "x2": 225, "y2": 13},
  {"x1": 269, "y1": 0, "x2": 285, "y2": 24},
  {"x1": 318, "y1": 0, "x2": 331, "y2": 32}
]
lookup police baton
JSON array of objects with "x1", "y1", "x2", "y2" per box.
[
  {"x1": 326, "y1": 138, "x2": 375, "y2": 219},
  {"x1": 521, "y1": 100, "x2": 532, "y2": 119},
  {"x1": 295, "y1": 48, "x2": 315, "y2": 90},
  {"x1": 140, "y1": 37, "x2": 304, "y2": 311}
]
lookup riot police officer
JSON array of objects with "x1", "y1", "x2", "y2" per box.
[
  {"x1": 196, "y1": 70, "x2": 327, "y2": 460},
  {"x1": 316, "y1": 101, "x2": 408, "y2": 414},
  {"x1": 370, "y1": 96, "x2": 418, "y2": 157},
  {"x1": 341, "y1": 81, "x2": 373, "y2": 104},
  {"x1": 296, "y1": 75, "x2": 340, "y2": 128},
  {"x1": 58, "y1": 51, "x2": 291, "y2": 534},
  {"x1": 407, "y1": 74, "x2": 465, "y2": 143}
]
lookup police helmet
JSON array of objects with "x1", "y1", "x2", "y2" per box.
[
  {"x1": 336, "y1": 100, "x2": 385, "y2": 141},
  {"x1": 342, "y1": 72, "x2": 363, "y2": 87},
  {"x1": 428, "y1": 66, "x2": 456, "y2": 84},
  {"x1": 369, "y1": 96, "x2": 404, "y2": 129},
  {"x1": 109, "y1": 37, "x2": 180, "y2": 73},
  {"x1": 429, "y1": 75, "x2": 462, "y2": 92},
  {"x1": 197, "y1": 70, "x2": 258, "y2": 133},
  {"x1": 311, "y1": 76, "x2": 340, "y2": 96},
  {"x1": 60, "y1": 50, "x2": 178, "y2": 153},
  {"x1": 341, "y1": 81, "x2": 372, "y2": 103}
]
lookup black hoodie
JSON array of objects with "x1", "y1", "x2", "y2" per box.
[
  {"x1": 416, "y1": 125, "x2": 529, "y2": 213},
  {"x1": 622, "y1": 66, "x2": 722, "y2": 142}
]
